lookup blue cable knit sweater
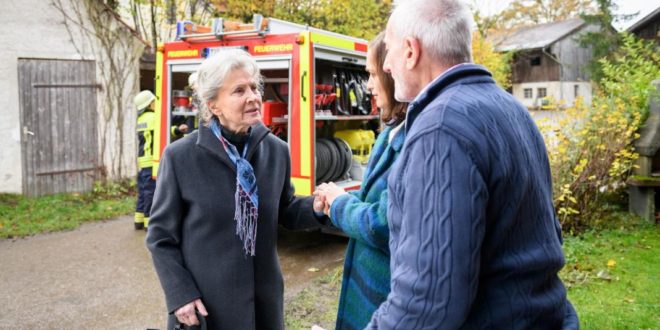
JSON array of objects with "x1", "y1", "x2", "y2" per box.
[{"x1": 368, "y1": 64, "x2": 578, "y2": 329}]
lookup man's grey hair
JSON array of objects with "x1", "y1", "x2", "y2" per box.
[
  {"x1": 193, "y1": 49, "x2": 263, "y2": 126},
  {"x1": 390, "y1": 0, "x2": 474, "y2": 66}
]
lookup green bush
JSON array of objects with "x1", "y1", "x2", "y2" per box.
[
  {"x1": 598, "y1": 33, "x2": 660, "y2": 119},
  {"x1": 537, "y1": 34, "x2": 659, "y2": 233}
]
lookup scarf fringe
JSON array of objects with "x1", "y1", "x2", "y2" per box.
[{"x1": 235, "y1": 179, "x2": 258, "y2": 256}]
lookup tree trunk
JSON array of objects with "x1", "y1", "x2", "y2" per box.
[
  {"x1": 168, "y1": 0, "x2": 177, "y2": 24},
  {"x1": 190, "y1": 0, "x2": 199, "y2": 21},
  {"x1": 150, "y1": 0, "x2": 158, "y2": 51},
  {"x1": 130, "y1": 0, "x2": 141, "y2": 39}
]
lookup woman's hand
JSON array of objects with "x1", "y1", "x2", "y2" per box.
[
  {"x1": 313, "y1": 182, "x2": 347, "y2": 215},
  {"x1": 174, "y1": 298, "x2": 208, "y2": 326}
]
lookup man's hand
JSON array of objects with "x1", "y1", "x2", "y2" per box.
[
  {"x1": 178, "y1": 124, "x2": 190, "y2": 134},
  {"x1": 313, "y1": 193, "x2": 327, "y2": 214},
  {"x1": 174, "y1": 298, "x2": 208, "y2": 326}
]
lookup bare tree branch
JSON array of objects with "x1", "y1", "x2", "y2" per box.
[{"x1": 51, "y1": 0, "x2": 144, "y2": 179}]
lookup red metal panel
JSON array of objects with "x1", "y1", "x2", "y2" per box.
[
  {"x1": 158, "y1": 54, "x2": 169, "y2": 158},
  {"x1": 354, "y1": 42, "x2": 368, "y2": 52},
  {"x1": 163, "y1": 34, "x2": 298, "y2": 58},
  {"x1": 305, "y1": 38, "x2": 315, "y2": 190},
  {"x1": 289, "y1": 41, "x2": 302, "y2": 177},
  {"x1": 159, "y1": 34, "x2": 298, "y2": 161}
]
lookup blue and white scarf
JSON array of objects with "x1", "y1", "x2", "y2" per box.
[{"x1": 209, "y1": 120, "x2": 259, "y2": 256}]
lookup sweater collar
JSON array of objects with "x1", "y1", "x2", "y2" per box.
[
  {"x1": 405, "y1": 63, "x2": 494, "y2": 132},
  {"x1": 197, "y1": 122, "x2": 270, "y2": 170},
  {"x1": 220, "y1": 124, "x2": 251, "y2": 145}
]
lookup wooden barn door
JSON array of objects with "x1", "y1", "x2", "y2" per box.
[{"x1": 18, "y1": 59, "x2": 100, "y2": 196}]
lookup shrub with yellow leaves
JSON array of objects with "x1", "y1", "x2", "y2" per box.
[
  {"x1": 472, "y1": 32, "x2": 512, "y2": 90},
  {"x1": 539, "y1": 97, "x2": 641, "y2": 232},
  {"x1": 537, "y1": 33, "x2": 658, "y2": 233}
]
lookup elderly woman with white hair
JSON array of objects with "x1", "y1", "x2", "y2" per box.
[{"x1": 146, "y1": 49, "x2": 325, "y2": 329}]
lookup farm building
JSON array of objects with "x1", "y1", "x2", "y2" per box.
[
  {"x1": 491, "y1": 18, "x2": 599, "y2": 109},
  {"x1": 0, "y1": 0, "x2": 146, "y2": 196}
]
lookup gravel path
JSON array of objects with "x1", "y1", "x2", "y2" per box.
[{"x1": 0, "y1": 216, "x2": 346, "y2": 329}]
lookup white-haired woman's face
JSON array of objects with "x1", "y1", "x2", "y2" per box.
[{"x1": 208, "y1": 68, "x2": 262, "y2": 133}]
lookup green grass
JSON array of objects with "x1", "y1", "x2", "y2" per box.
[
  {"x1": 285, "y1": 268, "x2": 342, "y2": 330},
  {"x1": 0, "y1": 180, "x2": 136, "y2": 238},
  {"x1": 284, "y1": 219, "x2": 659, "y2": 329},
  {"x1": 562, "y1": 222, "x2": 659, "y2": 329}
]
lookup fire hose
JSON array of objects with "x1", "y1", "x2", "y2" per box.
[{"x1": 315, "y1": 137, "x2": 352, "y2": 184}]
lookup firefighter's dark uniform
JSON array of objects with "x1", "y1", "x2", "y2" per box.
[
  {"x1": 170, "y1": 113, "x2": 198, "y2": 140},
  {"x1": 135, "y1": 102, "x2": 156, "y2": 230}
]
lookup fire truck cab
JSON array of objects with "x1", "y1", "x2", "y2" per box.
[{"x1": 153, "y1": 15, "x2": 379, "y2": 197}]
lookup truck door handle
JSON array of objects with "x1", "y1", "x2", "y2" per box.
[{"x1": 301, "y1": 71, "x2": 307, "y2": 102}]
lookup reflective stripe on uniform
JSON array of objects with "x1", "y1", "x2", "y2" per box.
[{"x1": 137, "y1": 111, "x2": 156, "y2": 169}]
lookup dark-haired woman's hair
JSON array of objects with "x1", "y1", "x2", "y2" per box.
[{"x1": 369, "y1": 32, "x2": 407, "y2": 125}]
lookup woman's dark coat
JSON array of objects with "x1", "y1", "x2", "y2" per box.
[{"x1": 146, "y1": 123, "x2": 320, "y2": 329}]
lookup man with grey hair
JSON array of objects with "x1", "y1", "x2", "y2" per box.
[{"x1": 367, "y1": 0, "x2": 578, "y2": 328}]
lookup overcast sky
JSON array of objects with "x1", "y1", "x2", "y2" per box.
[
  {"x1": 613, "y1": 0, "x2": 658, "y2": 30},
  {"x1": 471, "y1": 0, "x2": 658, "y2": 31}
]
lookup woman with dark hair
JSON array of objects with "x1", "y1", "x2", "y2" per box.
[{"x1": 314, "y1": 32, "x2": 408, "y2": 330}]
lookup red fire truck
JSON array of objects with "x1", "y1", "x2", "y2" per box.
[{"x1": 153, "y1": 15, "x2": 378, "y2": 196}]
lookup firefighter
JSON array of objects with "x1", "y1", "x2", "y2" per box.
[
  {"x1": 170, "y1": 115, "x2": 190, "y2": 140},
  {"x1": 171, "y1": 73, "x2": 200, "y2": 140},
  {"x1": 187, "y1": 72, "x2": 200, "y2": 133},
  {"x1": 134, "y1": 90, "x2": 157, "y2": 230},
  {"x1": 188, "y1": 71, "x2": 198, "y2": 104}
]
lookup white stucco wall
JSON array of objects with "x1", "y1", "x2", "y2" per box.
[
  {"x1": 0, "y1": 1, "x2": 142, "y2": 194},
  {"x1": 0, "y1": 1, "x2": 86, "y2": 193},
  {"x1": 512, "y1": 81, "x2": 592, "y2": 109}
]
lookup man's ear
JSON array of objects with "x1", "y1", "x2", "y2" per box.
[{"x1": 404, "y1": 37, "x2": 421, "y2": 70}]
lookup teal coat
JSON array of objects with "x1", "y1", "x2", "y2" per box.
[{"x1": 329, "y1": 125, "x2": 405, "y2": 330}]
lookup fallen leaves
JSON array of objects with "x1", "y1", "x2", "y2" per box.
[{"x1": 607, "y1": 259, "x2": 617, "y2": 269}]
